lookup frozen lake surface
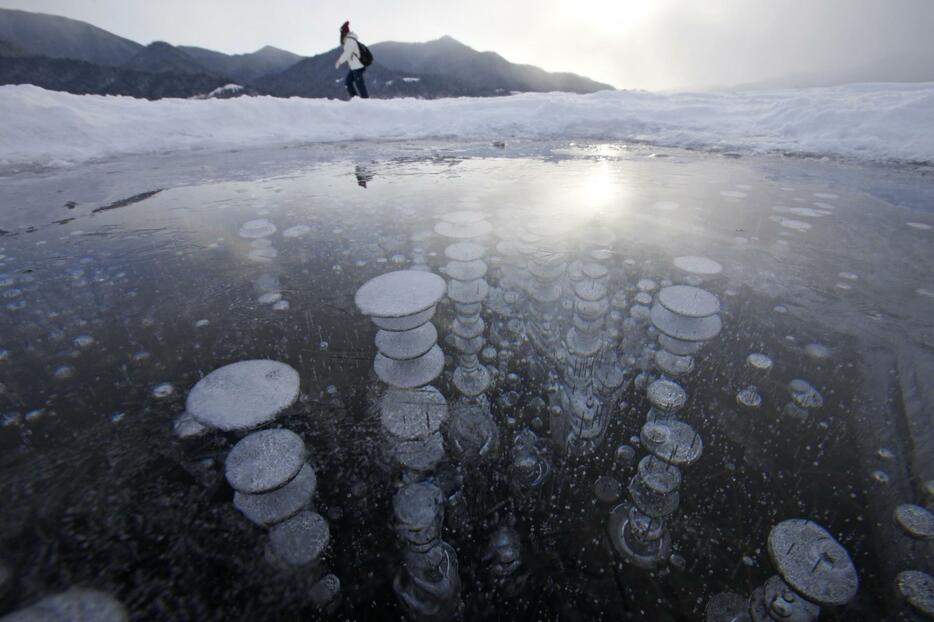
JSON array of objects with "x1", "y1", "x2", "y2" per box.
[{"x1": 0, "y1": 141, "x2": 932, "y2": 620}]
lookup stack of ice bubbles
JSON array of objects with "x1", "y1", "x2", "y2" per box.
[
  {"x1": 355, "y1": 270, "x2": 449, "y2": 473},
  {"x1": 392, "y1": 481, "x2": 462, "y2": 621},
  {"x1": 650, "y1": 285, "x2": 722, "y2": 378}
]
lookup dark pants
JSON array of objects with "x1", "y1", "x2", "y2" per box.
[{"x1": 345, "y1": 68, "x2": 369, "y2": 99}]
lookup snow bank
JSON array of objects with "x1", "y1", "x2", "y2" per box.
[{"x1": 1, "y1": 82, "x2": 933, "y2": 168}]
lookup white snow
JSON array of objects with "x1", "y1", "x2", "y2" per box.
[{"x1": 2, "y1": 82, "x2": 934, "y2": 167}]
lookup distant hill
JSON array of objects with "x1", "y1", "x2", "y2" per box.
[
  {"x1": 370, "y1": 36, "x2": 614, "y2": 94},
  {"x1": 179, "y1": 45, "x2": 303, "y2": 83},
  {"x1": 122, "y1": 41, "x2": 218, "y2": 76},
  {"x1": 0, "y1": 54, "x2": 232, "y2": 99},
  {"x1": 255, "y1": 47, "x2": 495, "y2": 99},
  {"x1": 0, "y1": 8, "x2": 142, "y2": 65}
]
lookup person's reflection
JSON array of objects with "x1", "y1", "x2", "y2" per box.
[{"x1": 355, "y1": 165, "x2": 374, "y2": 189}]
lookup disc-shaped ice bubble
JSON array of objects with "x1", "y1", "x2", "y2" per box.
[
  {"x1": 747, "y1": 352, "x2": 773, "y2": 371},
  {"x1": 673, "y1": 256, "x2": 723, "y2": 276},
  {"x1": 372, "y1": 306, "x2": 436, "y2": 332},
  {"x1": 572, "y1": 279, "x2": 608, "y2": 302},
  {"x1": 355, "y1": 271, "x2": 446, "y2": 319},
  {"x1": 582, "y1": 262, "x2": 609, "y2": 280},
  {"x1": 641, "y1": 420, "x2": 703, "y2": 466},
  {"x1": 789, "y1": 379, "x2": 823, "y2": 409},
  {"x1": 736, "y1": 386, "x2": 763, "y2": 408},
  {"x1": 187, "y1": 360, "x2": 300, "y2": 431},
  {"x1": 445, "y1": 259, "x2": 488, "y2": 281},
  {"x1": 239, "y1": 219, "x2": 277, "y2": 239},
  {"x1": 393, "y1": 480, "x2": 444, "y2": 529},
  {"x1": 805, "y1": 343, "x2": 832, "y2": 359},
  {"x1": 647, "y1": 379, "x2": 687, "y2": 413},
  {"x1": 380, "y1": 386, "x2": 448, "y2": 439},
  {"x1": 225, "y1": 429, "x2": 306, "y2": 494},
  {"x1": 375, "y1": 323, "x2": 438, "y2": 360},
  {"x1": 234, "y1": 463, "x2": 317, "y2": 527},
  {"x1": 705, "y1": 592, "x2": 751, "y2": 622},
  {"x1": 453, "y1": 364, "x2": 492, "y2": 398},
  {"x1": 894, "y1": 504, "x2": 934, "y2": 540},
  {"x1": 657, "y1": 285, "x2": 720, "y2": 318},
  {"x1": 896, "y1": 571, "x2": 934, "y2": 617},
  {"x1": 447, "y1": 278, "x2": 489, "y2": 304},
  {"x1": 2, "y1": 588, "x2": 128, "y2": 622},
  {"x1": 635, "y1": 455, "x2": 682, "y2": 495},
  {"x1": 173, "y1": 411, "x2": 207, "y2": 439},
  {"x1": 658, "y1": 334, "x2": 704, "y2": 356},
  {"x1": 394, "y1": 431, "x2": 446, "y2": 471},
  {"x1": 435, "y1": 220, "x2": 493, "y2": 239},
  {"x1": 268, "y1": 510, "x2": 330, "y2": 566},
  {"x1": 768, "y1": 519, "x2": 858, "y2": 606},
  {"x1": 593, "y1": 475, "x2": 622, "y2": 503},
  {"x1": 651, "y1": 303, "x2": 723, "y2": 342},
  {"x1": 375, "y1": 345, "x2": 444, "y2": 388},
  {"x1": 282, "y1": 225, "x2": 311, "y2": 238},
  {"x1": 444, "y1": 242, "x2": 486, "y2": 262}
]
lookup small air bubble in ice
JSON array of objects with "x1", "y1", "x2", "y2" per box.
[{"x1": 152, "y1": 383, "x2": 174, "y2": 398}]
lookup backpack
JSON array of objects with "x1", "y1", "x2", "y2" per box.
[{"x1": 357, "y1": 41, "x2": 374, "y2": 67}]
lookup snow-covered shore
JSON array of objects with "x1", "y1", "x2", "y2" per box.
[{"x1": 2, "y1": 82, "x2": 933, "y2": 168}]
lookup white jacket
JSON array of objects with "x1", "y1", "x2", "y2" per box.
[{"x1": 337, "y1": 33, "x2": 364, "y2": 71}]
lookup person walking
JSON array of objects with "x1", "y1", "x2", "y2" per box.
[{"x1": 335, "y1": 21, "x2": 369, "y2": 99}]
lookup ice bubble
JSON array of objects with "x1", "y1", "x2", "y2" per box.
[
  {"x1": 634, "y1": 292, "x2": 652, "y2": 306},
  {"x1": 906, "y1": 222, "x2": 931, "y2": 230},
  {"x1": 380, "y1": 386, "x2": 448, "y2": 439},
  {"x1": 804, "y1": 343, "x2": 832, "y2": 360},
  {"x1": 152, "y1": 383, "x2": 174, "y2": 398},
  {"x1": 355, "y1": 271, "x2": 446, "y2": 320},
  {"x1": 615, "y1": 444, "x2": 636, "y2": 466},
  {"x1": 310, "y1": 573, "x2": 342, "y2": 611},
  {"x1": 375, "y1": 324, "x2": 438, "y2": 361},
  {"x1": 173, "y1": 411, "x2": 207, "y2": 439},
  {"x1": 272, "y1": 300, "x2": 290, "y2": 312},
  {"x1": 234, "y1": 463, "x2": 317, "y2": 527},
  {"x1": 896, "y1": 571, "x2": 934, "y2": 617},
  {"x1": 282, "y1": 225, "x2": 312, "y2": 238},
  {"x1": 374, "y1": 345, "x2": 444, "y2": 388},
  {"x1": 813, "y1": 192, "x2": 839, "y2": 199},
  {"x1": 894, "y1": 504, "x2": 934, "y2": 540},
  {"x1": 226, "y1": 429, "x2": 306, "y2": 494},
  {"x1": 0, "y1": 349, "x2": 10, "y2": 363},
  {"x1": 871, "y1": 470, "x2": 890, "y2": 484},
  {"x1": 195, "y1": 319, "x2": 209, "y2": 328},
  {"x1": 186, "y1": 360, "x2": 300, "y2": 431},
  {"x1": 258, "y1": 292, "x2": 282, "y2": 305},
  {"x1": 720, "y1": 190, "x2": 747, "y2": 199},
  {"x1": 789, "y1": 379, "x2": 823, "y2": 409},
  {"x1": 746, "y1": 352, "x2": 773, "y2": 371},
  {"x1": 673, "y1": 255, "x2": 723, "y2": 276},
  {"x1": 877, "y1": 447, "x2": 895, "y2": 460},
  {"x1": 267, "y1": 510, "x2": 330, "y2": 567},
  {"x1": 736, "y1": 386, "x2": 762, "y2": 408},
  {"x1": 768, "y1": 519, "x2": 858, "y2": 606},
  {"x1": 594, "y1": 476, "x2": 622, "y2": 503},
  {"x1": 917, "y1": 288, "x2": 934, "y2": 298},
  {"x1": 838, "y1": 272, "x2": 858, "y2": 281},
  {"x1": 647, "y1": 379, "x2": 687, "y2": 413},
  {"x1": 657, "y1": 285, "x2": 720, "y2": 318},
  {"x1": 239, "y1": 219, "x2": 277, "y2": 239},
  {"x1": 52, "y1": 365, "x2": 75, "y2": 380},
  {"x1": 132, "y1": 351, "x2": 151, "y2": 362}
]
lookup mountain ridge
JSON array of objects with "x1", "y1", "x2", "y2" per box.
[{"x1": 0, "y1": 8, "x2": 615, "y2": 99}]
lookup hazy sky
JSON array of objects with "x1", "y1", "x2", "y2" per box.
[{"x1": 2, "y1": 0, "x2": 932, "y2": 90}]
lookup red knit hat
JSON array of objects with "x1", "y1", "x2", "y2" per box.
[{"x1": 340, "y1": 21, "x2": 350, "y2": 34}]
